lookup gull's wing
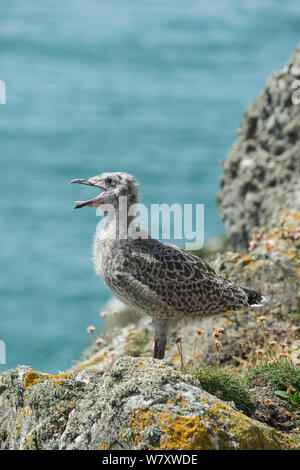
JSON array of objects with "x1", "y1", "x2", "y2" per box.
[{"x1": 109, "y1": 237, "x2": 248, "y2": 317}]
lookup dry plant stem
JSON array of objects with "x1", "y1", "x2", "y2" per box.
[
  {"x1": 215, "y1": 350, "x2": 220, "y2": 368},
  {"x1": 176, "y1": 341, "x2": 184, "y2": 368},
  {"x1": 192, "y1": 336, "x2": 198, "y2": 366},
  {"x1": 214, "y1": 340, "x2": 221, "y2": 368}
]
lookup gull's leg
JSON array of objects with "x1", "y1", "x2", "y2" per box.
[{"x1": 153, "y1": 320, "x2": 167, "y2": 359}]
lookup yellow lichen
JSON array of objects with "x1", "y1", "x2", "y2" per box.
[
  {"x1": 230, "y1": 254, "x2": 242, "y2": 263},
  {"x1": 24, "y1": 434, "x2": 34, "y2": 450},
  {"x1": 245, "y1": 261, "x2": 261, "y2": 272},
  {"x1": 176, "y1": 393, "x2": 187, "y2": 406},
  {"x1": 54, "y1": 380, "x2": 63, "y2": 387},
  {"x1": 75, "y1": 356, "x2": 106, "y2": 371},
  {"x1": 23, "y1": 371, "x2": 45, "y2": 388},
  {"x1": 23, "y1": 370, "x2": 69, "y2": 389},
  {"x1": 130, "y1": 407, "x2": 214, "y2": 450},
  {"x1": 155, "y1": 413, "x2": 214, "y2": 450},
  {"x1": 237, "y1": 254, "x2": 252, "y2": 264},
  {"x1": 167, "y1": 398, "x2": 176, "y2": 404}
]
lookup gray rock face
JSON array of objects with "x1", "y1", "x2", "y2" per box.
[
  {"x1": 217, "y1": 46, "x2": 300, "y2": 251},
  {"x1": 0, "y1": 358, "x2": 297, "y2": 450}
]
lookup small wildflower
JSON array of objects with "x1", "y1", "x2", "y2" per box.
[
  {"x1": 268, "y1": 359, "x2": 277, "y2": 365},
  {"x1": 196, "y1": 329, "x2": 204, "y2": 336},
  {"x1": 262, "y1": 240, "x2": 275, "y2": 252},
  {"x1": 264, "y1": 399, "x2": 273, "y2": 406},
  {"x1": 279, "y1": 343, "x2": 287, "y2": 349},
  {"x1": 264, "y1": 331, "x2": 270, "y2": 338},
  {"x1": 255, "y1": 349, "x2": 264, "y2": 356},
  {"x1": 175, "y1": 337, "x2": 182, "y2": 344},
  {"x1": 213, "y1": 328, "x2": 223, "y2": 339},
  {"x1": 259, "y1": 228, "x2": 265, "y2": 235},
  {"x1": 111, "y1": 310, "x2": 118, "y2": 316},
  {"x1": 278, "y1": 352, "x2": 289, "y2": 358},
  {"x1": 287, "y1": 386, "x2": 295, "y2": 395},
  {"x1": 95, "y1": 338, "x2": 103, "y2": 346},
  {"x1": 257, "y1": 316, "x2": 266, "y2": 323},
  {"x1": 253, "y1": 233, "x2": 260, "y2": 241},
  {"x1": 269, "y1": 340, "x2": 277, "y2": 346},
  {"x1": 100, "y1": 311, "x2": 108, "y2": 317},
  {"x1": 87, "y1": 325, "x2": 95, "y2": 334}
]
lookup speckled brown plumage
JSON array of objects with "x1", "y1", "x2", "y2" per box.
[{"x1": 71, "y1": 171, "x2": 266, "y2": 359}]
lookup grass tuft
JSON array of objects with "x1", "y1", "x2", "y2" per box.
[{"x1": 184, "y1": 364, "x2": 254, "y2": 416}]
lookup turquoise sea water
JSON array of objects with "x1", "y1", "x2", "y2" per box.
[{"x1": 0, "y1": 1, "x2": 299, "y2": 373}]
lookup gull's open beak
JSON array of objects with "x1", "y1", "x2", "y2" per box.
[
  {"x1": 70, "y1": 178, "x2": 95, "y2": 186},
  {"x1": 70, "y1": 178, "x2": 106, "y2": 209}
]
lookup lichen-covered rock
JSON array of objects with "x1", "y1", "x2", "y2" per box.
[
  {"x1": 0, "y1": 358, "x2": 298, "y2": 450},
  {"x1": 217, "y1": 45, "x2": 300, "y2": 251}
]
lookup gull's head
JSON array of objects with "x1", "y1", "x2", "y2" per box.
[{"x1": 70, "y1": 172, "x2": 138, "y2": 210}]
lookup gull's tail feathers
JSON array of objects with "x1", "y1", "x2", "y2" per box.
[{"x1": 242, "y1": 288, "x2": 269, "y2": 308}]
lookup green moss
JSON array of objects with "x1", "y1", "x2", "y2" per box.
[{"x1": 184, "y1": 365, "x2": 254, "y2": 416}]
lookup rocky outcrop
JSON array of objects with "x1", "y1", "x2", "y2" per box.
[
  {"x1": 0, "y1": 357, "x2": 298, "y2": 450},
  {"x1": 217, "y1": 46, "x2": 300, "y2": 251}
]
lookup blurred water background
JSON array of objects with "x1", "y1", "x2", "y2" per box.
[{"x1": 0, "y1": 0, "x2": 299, "y2": 373}]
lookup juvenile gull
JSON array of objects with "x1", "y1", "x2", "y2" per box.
[{"x1": 70, "y1": 172, "x2": 266, "y2": 359}]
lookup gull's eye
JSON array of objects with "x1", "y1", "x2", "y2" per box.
[{"x1": 105, "y1": 177, "x2": 113, "y2": 185}]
